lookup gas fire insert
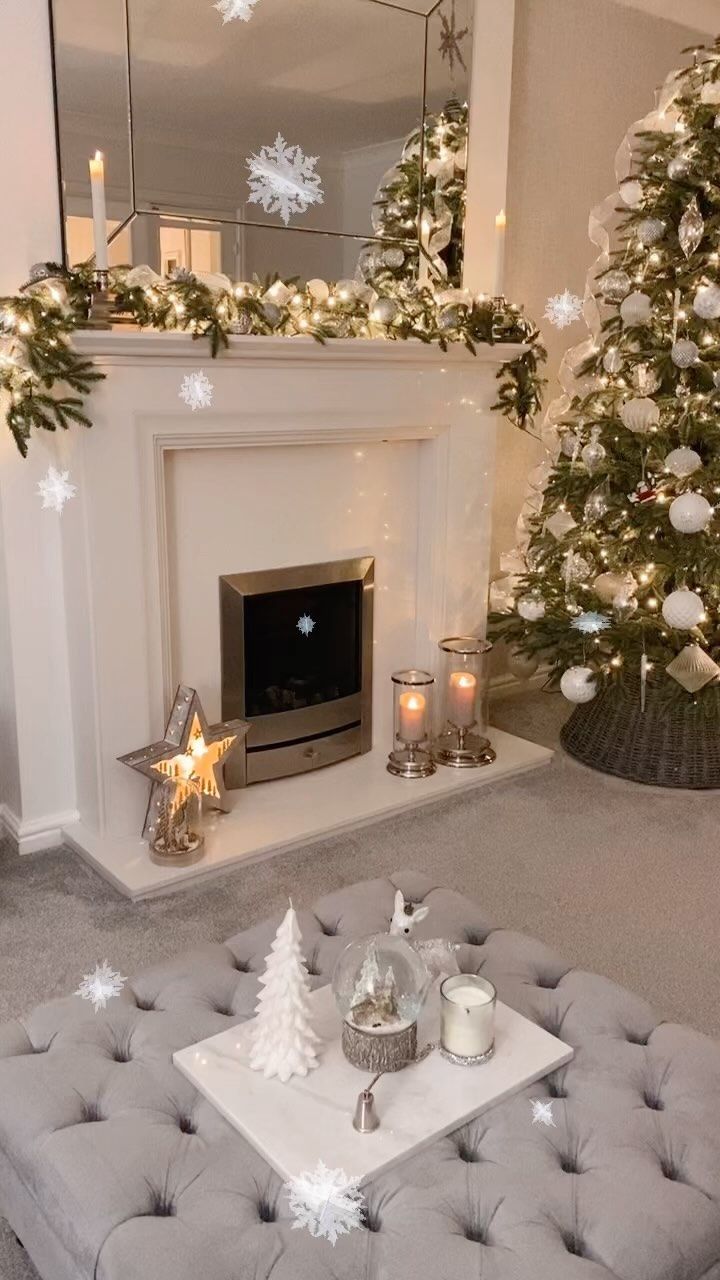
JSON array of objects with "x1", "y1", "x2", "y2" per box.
[{"x1": 220, "y1": 558, "x2": 374, "y2": 786}]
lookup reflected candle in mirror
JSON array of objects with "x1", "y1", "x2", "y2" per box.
[
  {"x1": 448, "y1": 671, "x2": 477, "y2": 727},
  {"x1": 441, "y1": 975, "x2": 496, "y2": 1060},
  {"x1": 88, "y1": 151, "x2": 109, "y2": 272},
  {"x1": 398, "y1": 691, "x2": 427, "y2": 744}
]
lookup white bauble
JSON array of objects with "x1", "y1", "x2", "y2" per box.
[
  {"x1": 620, "y1": 397, "x2": 659, "y2": 433},
  {"x1": 671, "y1": 339, "x2": 699, "y2": 369},
  {"x1": 600, "y1": 270, "x2": 631, "y2": 303},
  {"x1": 668, "y1": 492, "x2": 713, "y2": 533},
  {"x1": 620, "y1": 292, "x2": 652, "y2": 326},
  {"x1": 665, "y1": 447, "x2": 702, "y2": 478},
  {"x1": 593, "y1": 571, "x2": 637, "y2": 604},
  {"x1": 662, "y1": 589, "x2": 705, "y2": 630},
  {"x1": 636, "y1": 218, "x2": 665, "y2": 246},
  {"x1": 619, "y1": 179, "x2": 643, "y2": 208},
  {"x1": 507, "y1": 645, "x2": 540, "y2": 680},
  {"x1": 561, "y1": 431, "x2": 581, "y2": 458},
  {"x1": 693, "y1": 284, "x2": 720, "y2": 320},
  {"x1": 517, "y1": 594, "x2": 545, "y2": 621},
  {"x1": 560, "y1": 666, "x2": 598, "y2": 704}
]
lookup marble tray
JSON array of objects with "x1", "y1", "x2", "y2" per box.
[{"x1": 174, "y1": 984, "x2": 572, "y2": 1186}]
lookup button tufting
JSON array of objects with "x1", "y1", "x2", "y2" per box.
[
  {"x1": 560, "y1": 1158, "x2": 580, "y2": 1175},
  {"x1": 361, "y1": 1207, "x2": 381, "y2": 1232},
  {"x1": 134, "y1": 997, "x2": 156, "y2": 1012},
  {"x1": 548, "y1": 1080, "x2": 567, "y2": 1099},
  {"x1": 536, "y1": 976, "x2": 560, "y2": 990},
  {"x1": 644, "y1": 1092, "x2": 664, "y2": 1111},
  {"x1": 257, "y1": 1199, "x2": 276, "y2": 1223},
  {"x1": 626, "y1": 1032, "x2": 650, "y2": 1046},
  {"x1": 661, "y1": 1159, "x2": 681, "y2": 1182},
  {"x1": 464, "y1": 1225, "x2": 488, "y2": 1244},
  {"x1": 457, "y1": 1144, "x2": 481, "y2": 1163},
  {"x1": 233, "y1": 959, "x2": 250, "y2": 973},
  {"x1": 150, "y1": 1194, "x2": 176, "y2": 1218},
  {"x1": 463, "y1": 930, "x2": 488, "y2": 947},
  {"x1": 317, "y1": 920, "x2": 337, "y2": 936},
  {"x1": 112, "y1": 1050, "x2": 131, "y2": 1063},
  {"x1": 81, "y1": 1103, "x2": 104, "y2": 1124},
  {"x1": 178, "y1": 1116, "x2": 196, "y2": 1135},
  {"x1": 563, "y1": 1232, "x2": 584, "y2": 1257},
  {"x1": 215, "y1": 1007, "x2": 234, "y2": 1017}
]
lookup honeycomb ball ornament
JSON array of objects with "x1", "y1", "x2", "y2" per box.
[
  {"x1": 560, "y1": 666, "x2": 598, "y2": 704},
  {"x1": 620, "y1": 291, "x2": 652, "y2": 326},
  {"x1": 671, "y1": 339, "x2": 699, "y2": 369},
  {"x1": 507, "y1": 645, "x2": 540, "y2": 680},
  {"x1": 693, "y1": 284, "x2": 720, "y2": 320},
  {"x1": 619, "y1": 179, "x2": 643, "y2": 208},
  {"x1": 593, "y1": 571, "x2": 637, "y2": 605},
  {"x1": 600, "y1": 270, "x2": 632, "y2": 303},
  {"x1": 636, "y1": 218, "x2": 665, "y2": 246},
  {"x1": 620, "y1": 397, "x2": 659, "y2": 434},
  {"x1": 662, "y1": 589, "x2": 705, "y2": 630},
  {"x1": 517, "y1": 593, "x2": 545, "y2": 621},
  {"x1": 669, "y1": 492, "x2": 713, "y2": 533},
  {"x1": 665, "y1": 446, "x2": 702, "y2": 478}
]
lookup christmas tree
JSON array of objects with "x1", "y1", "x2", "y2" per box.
[
  {"x1": 249, "y1": 904, "x2": 321, "y2": 1083},
  {"x1": 493, "y1": 42, "x2": 720, "y2": 713}
]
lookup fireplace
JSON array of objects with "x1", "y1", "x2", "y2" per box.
[{"x1": 220, "y1": 558, "x2": 374, "y2": 786}]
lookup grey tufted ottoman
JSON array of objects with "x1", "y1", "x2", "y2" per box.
[{"x1": 1, "y1": 871, "x2": 719, "y2": 1280}]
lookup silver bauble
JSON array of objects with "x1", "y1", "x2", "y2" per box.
[
  {"x1": 382, "y1": 247, "x2": 406, "y2": 269},
  {"x1": 581, "y1": 437, "x2": 606, "y2": 475},
  {"x1": 230, "y1": 311, "x2": 253, "y2": 335},
  {"x1": 668, "y1": 492, "x2": 713, "y2": 534},
  {"x1": 620, "y1": 292, "x2": 652, "y2": 326},
  {"x1": 438, "y1": 305, "x2": 463, "y2": 331},
  {"x1": 584, "y1": 484, "x2": 611, "y2": 522},
  {"x1": 507, "y1": 645, "x2": 540, "y2": 680},
  {"x1": 613, "y1": 591, "x2": 638, "y2": 621},
  {"x1": 560, "y1": 666, "x2": 598, "y2": 704},
  {"x1": 636, "y1": 218, "x2": 665, "y2": 246},
  {"x1": 693, "y1": 284, "x2": 720, "y2": 320},
  {"x1": 671, "y1": 339, "x2": 700, "y2": 369},
  {"x1": 371, "y1": 298, "x2": 399, "y2": 325},
  {"x1": 662, "y1": 589, "x2": 705, "y2": 630},
  {"x1": 667, "y1": 154, "x2": 691, "y2": 181},
  {"x1": 564, "y1": 552, "x2": 593, "y2": 584},
  {"x1": 665, "y1": 447, "x2": 702, "y2": 478},
  {"x1": 517, "y1": 593, "x2": 545, "y2": 622},
  {"x1": 600, "y1": 270, "x2": 632, "y2": 303},
  {"x1": 603, "y1": 348, "x2": 623, "y2": 374},
  {"x1": 561, "y1": 432, "x2": 581, "y2": 458}
]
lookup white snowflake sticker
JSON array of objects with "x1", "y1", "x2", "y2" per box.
[
  {"x1": 543, "y1": 290, "x2": 583, "y2": 330},
  {"x1": 179, "y1": 370, "x2": 214, "y2": 412},
  {"x1": 37, "y1": 465, "x2": 76, "y2": 514},
  {"x1": 296, "y1": 614, "x2": 316, "y2": 638},
  {"x1": 75, "y1": 961, "x2": 127, "y2": 1013},
  {"x1": 246, "y1": 134, "x2": 324, "y2": 226},
  {"x1": 530, "y1": 1098, "x2": 556, "y2": 1127},
  {"x1": 286, "y1": 1160, "x2": 365, "y2": 1245},
  {"x1": 214, "y1": 0, "x2": 260, "y2": 22}
]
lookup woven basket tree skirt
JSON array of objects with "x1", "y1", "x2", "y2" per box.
[{"x1": 561, "y1": 672, "x2": 720, "y2": 789}]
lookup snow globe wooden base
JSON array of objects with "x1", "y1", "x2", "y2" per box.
[
  {"x1": 341, "y1": 1018, "x2": 418, "y2": 1073},
  {"x1": 333, "y1": 933, "x2": 429, "y2": 1073}
]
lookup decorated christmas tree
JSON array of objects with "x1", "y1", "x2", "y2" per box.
[
  {"x1": 249, "y1": 904, "x2": 321, "y2": 1083},
  {"x1": 493, "y1": 42, "x2": 720, "y2": 762}
]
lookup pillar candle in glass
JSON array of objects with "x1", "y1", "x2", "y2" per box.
[
  {"x1": 433, "y1": 637, "x2": 495, "y2": 768},
  {"x1": 387, "y1": 670, "x2": 435, "y2": 779},
  {"x1": 440, "y1": 974, "x2": 496, "y2": 1064}
]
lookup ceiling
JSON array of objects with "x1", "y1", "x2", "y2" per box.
[{"x1": 610, "y1": 0, "x2": 717, "y2": 34}]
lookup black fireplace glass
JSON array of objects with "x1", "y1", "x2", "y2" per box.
[{"x1": 243, "y1": 580, "x2": 363, "y2": 717}]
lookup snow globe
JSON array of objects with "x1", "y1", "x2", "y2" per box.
[{"x1": 332, "y1": 934, "x2": 429, "y2": 1072}]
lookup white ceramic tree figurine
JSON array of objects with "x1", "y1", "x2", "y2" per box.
[{"x1": 249, "y1": 903, "x2": 321, "y2": 1083}]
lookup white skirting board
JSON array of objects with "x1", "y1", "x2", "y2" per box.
[{"x1": 62, "y1": 728, "x2": 552, "y2": 900}]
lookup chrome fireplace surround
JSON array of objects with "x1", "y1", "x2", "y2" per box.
[{"x1": 220, "y1": 558, "x2": 374, "y2": 786}]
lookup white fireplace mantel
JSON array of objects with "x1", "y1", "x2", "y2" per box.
[{"x1": 0, "y1": 331, "x2": 550, "y2": 894}]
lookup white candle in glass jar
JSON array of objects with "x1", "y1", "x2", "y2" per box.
[
  {"x1": 448, "y1": 671, "x2": 477, "y2": 728},
  {"x1": 441, "y1": 977, "x2": 495, "y2": 1059},
  {"x1": 398, "y1": 691, "x2": 427, "y2": 744},
  {"x1": 89, "y1": 151, "x2": 109, "y2": 272}
]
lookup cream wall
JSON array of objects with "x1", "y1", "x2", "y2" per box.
[{"x1": 493, "y1": 0, "x2": 706, "y2": 583}]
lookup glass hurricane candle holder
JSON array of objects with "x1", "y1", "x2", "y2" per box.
[
  {"x1": 149, "y1": 774, "x2": 205, "y2": 867},
  {"x1": 387, "y1": 670, "x2": 436, "y2": 778},
  {"x1": 433, "y1": 637, "x2": 496, "y2": 768},
  {"x1": 440, "y1": 974, "x2": 496, "y2": 1065}
]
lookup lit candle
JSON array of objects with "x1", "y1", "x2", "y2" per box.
[
  {"x1": 493, "y1": 209, "x2": 506, "y2": 298},
  {"x1": 441, "y1": 976, "x2": 495, "y2": 1060},
  {"x1": 447, "y1": 671, "x2": 477, "y2": 728},
  {"x1": 398, "y1": 691, "x2": 427, "y2": 744},
  {"x1": 88, "y1": 151, "x2": 109, "y2": 272}
]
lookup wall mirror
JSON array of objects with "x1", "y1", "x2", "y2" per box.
[{"x1": 50, "y1": 0, "x2": 473, "y2": 283}]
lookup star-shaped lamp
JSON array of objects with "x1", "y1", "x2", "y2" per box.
[{"x1": 118, "y1": 686, "x2": 249, "y2": 840}]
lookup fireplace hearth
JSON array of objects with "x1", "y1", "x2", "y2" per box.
[{"x1": 220, "y1": 558, "x2": 374, "y2": 786}]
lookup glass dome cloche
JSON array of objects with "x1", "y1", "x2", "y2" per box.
[{"x1": 332, "y1": 934, "x2": 429, "y2": 1072}]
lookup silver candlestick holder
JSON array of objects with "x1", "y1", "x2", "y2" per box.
[
  {"x1": 85, "y1": 269, "x2": 113, "y2": 330},
  {"x1": 387, "y1": 669, "x2": 436, "y2": 779},
  {"x1": 432, "y1": 637, "x2": 496, "y2": 769}
]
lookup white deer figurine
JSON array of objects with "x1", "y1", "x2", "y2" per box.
[{"x1": 389, "y1": 889, "x2": 460, "y2": 980}]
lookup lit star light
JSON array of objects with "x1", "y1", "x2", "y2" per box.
[
  {"x1": 296, "y1": 614, "x2": 316, "y2": 637},
  {"x1": 246, "y1": 134, "x2": 324, "y2": 226},
  {"x1": 438, "y1": 0, "x2": 469, "y2": 75},
  {"x1": 36, "y1": 464, "x2": 76, "y2": 514},
  {"x1": 75, "y1": 961, "x2": 127, "y2": 1013},
  {"x1": 214, "y1": 0, "x2": 260, "y2": 22},
  {"x1": 179, "y1": 370, "x2": 214, "y2": 412},
  {"x1": 544, "y1": 289, "x2": 584, "y2": 330},
  {"x1": 530, "y1": 1098, "x2": 556, "y2": 1127},
  {"x1": 571, "y1": 611, "x2": 611, "y2": 635},
  {"x1": 286, "y1": 1161, "x2": 365, "y2": 1245}
]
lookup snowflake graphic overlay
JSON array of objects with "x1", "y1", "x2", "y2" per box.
[
  {"x1": 571, "y1": 611, "x2": 611, "y2": 635},
  {"x1": 179, "y1": 371, "x2": 214, "y2": 412},
  {"x1": 297, "y1": 614, "x2": 316, "y2": 638},
  {"x1": 247, "y1": 134, "x2": 324, "y2": 227},
  {"x1": 530, "y1": 1098, "x2": 556, "y2": 1128},
  {"x1": 214, "y1": 0, "x2": 260, "y2": 22},
  {"x1": 286, "y1": 1160, "x2": 365, "y2": 1246},
  {"x1": 37, "y1": 465, "x2": 77, "y2": 514},
  {"x1": 544, "y1": 289, "x2": 584, "y2": 330},
  {"x1": 75, "y1": 961, "x2": 127, "y2": 1013}
]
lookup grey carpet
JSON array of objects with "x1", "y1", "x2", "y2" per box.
[{"x1": 1, "y1": 689, "x2": 718, "y2": 1280}]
